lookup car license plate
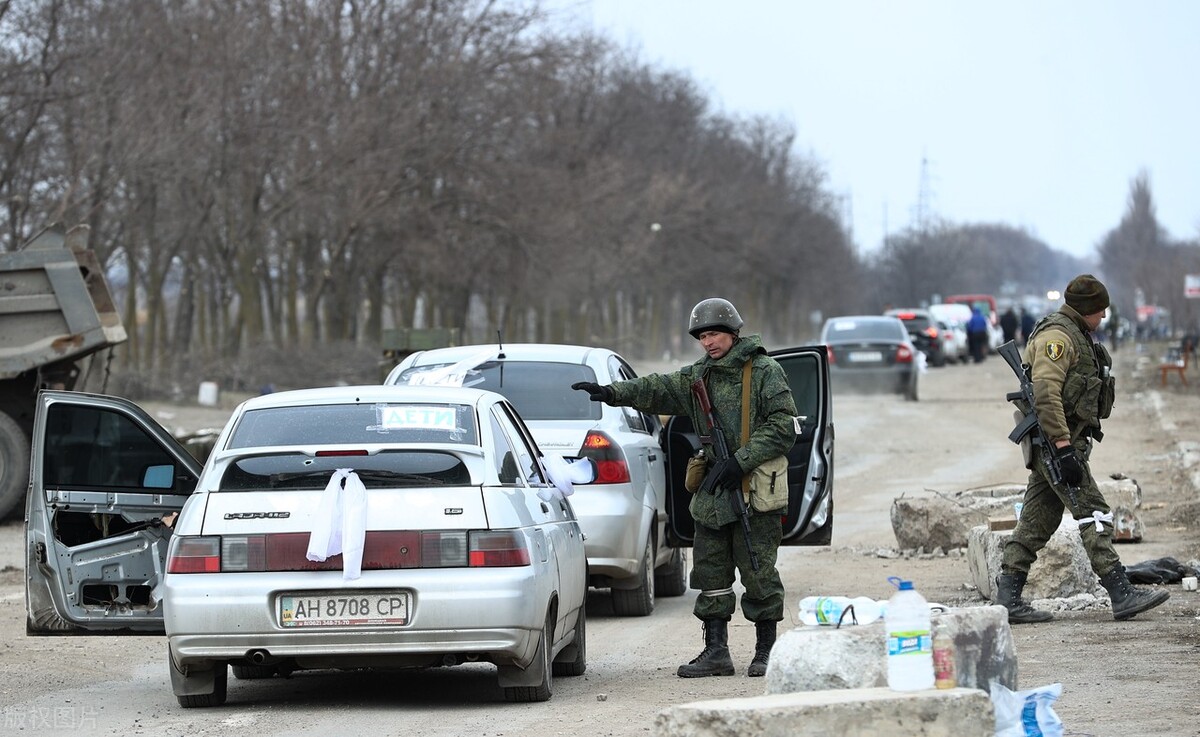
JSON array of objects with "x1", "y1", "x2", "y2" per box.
[
  {"x1": 847, "y1": 351, "x2": 883, "y2": 362},
  {"x1": 278, "y1": 591, "x2": 410, "y2": 627}
]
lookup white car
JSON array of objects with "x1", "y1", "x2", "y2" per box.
[
  {"x1": 387, "y1": 342, "x2": 839, "y2": 605},
  {"x1": 26, "y1": 386, "x2": 588, "y2": 706},
  {"x1": 386, "y1": 344, "x2": 683, "y2": 616}
]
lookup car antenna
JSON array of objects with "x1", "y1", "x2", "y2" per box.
[{"x1": 496, "y1": 330, "x2": 505, "y2": 359}]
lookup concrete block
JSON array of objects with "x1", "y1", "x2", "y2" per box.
[
  {"x1": 654, "y1": 687, "x2": 994, "y2": 737},
  {"x1": 1098, "y1": 477, "x2": 1144, "y2": 542},
  {"x1": 967, "y1": 517, "x2": 1095, "y2": 601},
  {"x1": 765, "y1": 606, "x2": 1016, "y2": 694}
]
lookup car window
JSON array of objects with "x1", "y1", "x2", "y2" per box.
[
  {"x1": 823, "y1": 319, "x2": 904, "y2": 342},
  {"x1": 778, "y1": 352, "x2": 822, "y2": 422},
  {"x1": 489, "y1": 410, "x2": 523, "y2": 485},
  {"x1": 218, "y1": 450, "x2": 472, "y2": 491},
  {"x1": 43, "y1": 403, "x2": 195, "y2": 494},
  {"x1": 227, "y1": 403, "x2": 478, "y2": 448},
  {"x1": 496, "y1": 402, "x2": 547, "y2": 485},
  {"x1": 394, "y1": 361, "x2": 600, "y2": 421},
  {"x1": 616, "y1": 361, "x2": 656, "y2": 434}
]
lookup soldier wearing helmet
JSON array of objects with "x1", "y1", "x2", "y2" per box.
[{"x1": 572, "y1": 297, "x2": 797, "y2": 678}]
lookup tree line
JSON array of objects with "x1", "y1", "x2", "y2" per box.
[{"x1": 1, "y1": 1, "x2": 1195, "y2": 394}]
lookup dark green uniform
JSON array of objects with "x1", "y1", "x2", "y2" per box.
[
  {"x1": 608, "y1": 334, "x2": 797, "y2": 622},
  {"x1": 1002, "y1": 305, "x2": 1119, "y2": 577}
]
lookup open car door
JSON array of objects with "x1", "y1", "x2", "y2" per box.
[
  {"x1": 26, "y1": 391, "x2": 203, "y2": 635},
  {"x1": 664, "y1": 345, "x2": 833, "y2": 546}
]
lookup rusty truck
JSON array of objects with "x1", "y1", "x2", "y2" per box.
[{"x1": 0, "y1": 224, "x2": 127, "y2": 519}]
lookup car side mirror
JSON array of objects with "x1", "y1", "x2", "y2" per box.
[{"x1": 142, "y1": 464, "x2": 175, "y2": 489}]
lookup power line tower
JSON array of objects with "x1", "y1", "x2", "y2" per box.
[{"x1": 913, "y1": 155, "x2": 936, "y2": 232}]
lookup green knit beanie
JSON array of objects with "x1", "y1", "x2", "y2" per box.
[{"x1": 1064, "y1": 274, "x2": 1110, "y2": 316}]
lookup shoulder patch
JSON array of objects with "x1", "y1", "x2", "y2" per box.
[{"x1": 1045, "y1": 340, "x2": 1066, "y2": 361}]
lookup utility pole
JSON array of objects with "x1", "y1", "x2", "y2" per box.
[{"x1": 913, "y1": 154, "x2": 935, "y2": 233}]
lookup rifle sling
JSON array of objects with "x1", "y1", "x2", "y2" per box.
[{"x1": 740, "y1": 361, "x2": 751, "y2": 496}]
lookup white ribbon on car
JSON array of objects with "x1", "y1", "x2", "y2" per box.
[
  {"x1": 1076, "y1": 510, "x2": 1114, "y2": 533},
  {"x1": 539, "y1": 454, "x2": 593, "y2": 501},
  {"x1": 403, "y1": 349, "x2": 498, "y2": 387},
  {"x1": 306, "y1": 469, "x2": 368, "y2": 580}
]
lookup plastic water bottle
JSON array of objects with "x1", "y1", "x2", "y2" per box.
[
  {"x1": 885, "y1": 577, "x2": 934, "y2": 691},
  {"x1": 799, "y1": 596, "x2": 885, "y2": 626}
]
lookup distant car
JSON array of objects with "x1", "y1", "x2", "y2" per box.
[
  {"x1": 386, "y1": 343, "x2": 683, "y2": 616},
  {"x1": 928, "y1": 303, "x2": 971, "y2": 364},
  {"x1": 26, "y1": 385, "x2": 588, "y2": 706},
  {"x1": 884, "y1": 308, "x2": 947, "y2": 367},
  {"x1": 820, "y1": 315, "x2": 920, "y2": 401}
]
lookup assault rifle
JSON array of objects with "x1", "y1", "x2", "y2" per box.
[
  {"x1": 998, "y1": 340, "x2": 1080, "y2": 510},
  {"x1": 691, "y1": 377, "x2": 759, "y2": 571}
]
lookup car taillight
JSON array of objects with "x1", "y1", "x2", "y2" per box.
[
  {"x1": 896, "y1": 345, "x2": 914, "y2": 363},
  {"x1": 826, "y1": 346, "x2": 836, "y2": 365},
  {"x1": 923, "y1": 326, "x2": 938, "y2": 339},
  {"x1": 577, "y1": 430, "x2": 630, "y2": 484},
  {"x1": 168, "y1": 536, "x2": 221, "y2": 573},
  {"x1": 469, "y1": 530, "x2": 531, "y2": 567}
]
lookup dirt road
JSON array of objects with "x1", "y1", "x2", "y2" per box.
[{"x1": 1, "y1": 343, "x2": 1197, "y2": 736}]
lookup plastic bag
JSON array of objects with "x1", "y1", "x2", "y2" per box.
[{"x1": 990, "y1": 680, "x2": 1063, "y2": 737}]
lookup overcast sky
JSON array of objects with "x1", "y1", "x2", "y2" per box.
[{"x1": 556, "y1": 1, "x2": 1200, "y2": 260}]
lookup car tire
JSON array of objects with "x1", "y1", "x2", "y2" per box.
[
  {"x1": 0, "y1": 411, "x2": 30, "y2": 521},
  {"x1": 611, "y1": 536, "x2": 655, "y2": 617},
  {"x1": 906, "y1": 376, "x2": 920, "y2": 402},
  {"x1": 503, "y1": 612, "x2": 554, "y2": 702},
  {"x1": 231, "y1": 664, "x2": 276, "y2": 680},
  {"x1": 654, "y1": 547, "x2": 688, "y2": 597},
  {"x1": 172, "y1": 656, "x2": 228, "y2": 708},
  {"x1": 552, "y1": 605, "x2": 586, "y2": 677}
]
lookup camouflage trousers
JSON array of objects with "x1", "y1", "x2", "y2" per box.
[
  {"x1": 690, "y1": 511, "x2": 784, "y2": 622},
  {"x1": 1001, "y1": 446, "x2": 1121, "y2": 578}
]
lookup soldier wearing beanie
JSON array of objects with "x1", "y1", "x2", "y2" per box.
[{"x1": 994, "y1": 274, "x2": 1169, "y2": 624}]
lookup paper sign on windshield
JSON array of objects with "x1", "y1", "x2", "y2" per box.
[{"x1": 379, "y1": 406, "x2": 460, "y2": 431}]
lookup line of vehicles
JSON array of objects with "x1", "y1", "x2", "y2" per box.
[
  {"x1": 818, "y1": 294, "x2": 1005, "y2": 403},
  {"x1": 23, "y1": 342, "x2": 836, "y2": 707}
]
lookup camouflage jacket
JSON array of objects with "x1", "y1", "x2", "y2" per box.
[
  {"x1": 1025, "y1": 306, "x2": 1114, "y2": 446},
  {"x1": 608, "y1": 334, "x2": 797, "y2": 473}
]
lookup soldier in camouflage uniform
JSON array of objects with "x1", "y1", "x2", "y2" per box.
[
  {"x1": 572, "y1": 298, "x2": 797, "y2": 678},
  {"x1": 996, "y1": 275, "x2": 1169, "y2": 623}
]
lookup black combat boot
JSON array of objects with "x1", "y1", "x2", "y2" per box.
[
  {"x1": 746, "y1": 620, "x2": 776, "y2": 677},
  {"x1": 995, "y1": 571, "x2": 1053, "y2": 624},
  {"x1": 677, "y1": 619, "x2": 735, "y2": 678},
  {"x1": 1099, "y1": 565, "x2": 1170, "y2": 621}
]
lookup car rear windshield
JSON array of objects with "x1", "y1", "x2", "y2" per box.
[
  {"x1": 227, "y1": 403, "x2": 478, "y2": 448},
  {"x1": 394, "y1": 361, "x2": 600, "y2": 421},
  {"x1": 824, "y1": 319, "x2": 904, "y2": 342},
  {"x1": 219, "y1": 450, "x2": 472, "y2": 491}
]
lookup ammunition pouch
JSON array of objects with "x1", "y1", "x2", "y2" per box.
[
  {"x1": 685, "y1": 453, "x2": 707, "y2": 494},
  {"x1": 748, "y1": 454, "x2": 789, "y2": 512}
]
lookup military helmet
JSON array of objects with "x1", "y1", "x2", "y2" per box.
[{"x1": 688, "y1": 298, "x2": 744, "y2": 338}]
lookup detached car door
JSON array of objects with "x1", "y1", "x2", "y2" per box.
[
  {"x1": 664, "y1": 345, "x2": 833, "y2": 546},
  {"x1": 26, "y1": 391, "x2": 202, "y2": 635}
]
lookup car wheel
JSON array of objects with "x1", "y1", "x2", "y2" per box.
[
  {"x1": 906, "y1": 376, "x2": 920, "y2": 402},
  {"x1": 171, "y1": 655, "x2": 228, "y2": 708},
  {"x1": 231, "y1": 664, "x2": 276, "y2": 680},
  {"x1": 503, "y1": 612, "x2": 554, "y2": 702},
  {"x1": 0, "y1": 411, "x2": 30, "y2": 521},
  {"x1": 654, "y1": 547, "x2": 688, "y2": 597},
  {"x1": 552, "y1": 605, "x2": 586, "y2": 677},
  {"x1": 611, "y1": 536, "x2": 655, "y2": 616}
]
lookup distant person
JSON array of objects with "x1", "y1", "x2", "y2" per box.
[
  {"x1": 1107, "y1": 304, "x2": 1120, "y2": 351},
  {"x1": 1019, "y1": 308, "x2": 1035, "y2": 346},
  {"x1": 966, "y1": 307, "x2": 989, "y2": 363},
  {"x1": 994, "y1": 274, "x2": 1168, "y2": 624},
  {"x1": 1000, "y1": 307, "x2": 1019, "y2": 344}
]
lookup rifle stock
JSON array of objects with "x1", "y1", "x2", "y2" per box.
[{"x1": 690, "y1": 377, "x2": 760, "y2": 571}]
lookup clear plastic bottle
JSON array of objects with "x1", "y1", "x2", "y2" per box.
[
  {"x1": 885, "y1": 577, "x2": 934, "y2": 691},
  {"x1": 798, "y1": 596, "x2": 885, "y2": 626}
]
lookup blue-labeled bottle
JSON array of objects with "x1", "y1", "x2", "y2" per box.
[{"x1": 885, "y1": 577, "x2": 933, "y2": 691}]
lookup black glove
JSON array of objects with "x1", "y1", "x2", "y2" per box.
[
  {"x1": 1054, "y1": 445, "x2": 1084, "y2": 487},
  {"x1": 571, "y1": 381, "x2": 614, "y2": 404},
  {"x1": 713, "y1": 457, "x2": 744, "y2": 489}
]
